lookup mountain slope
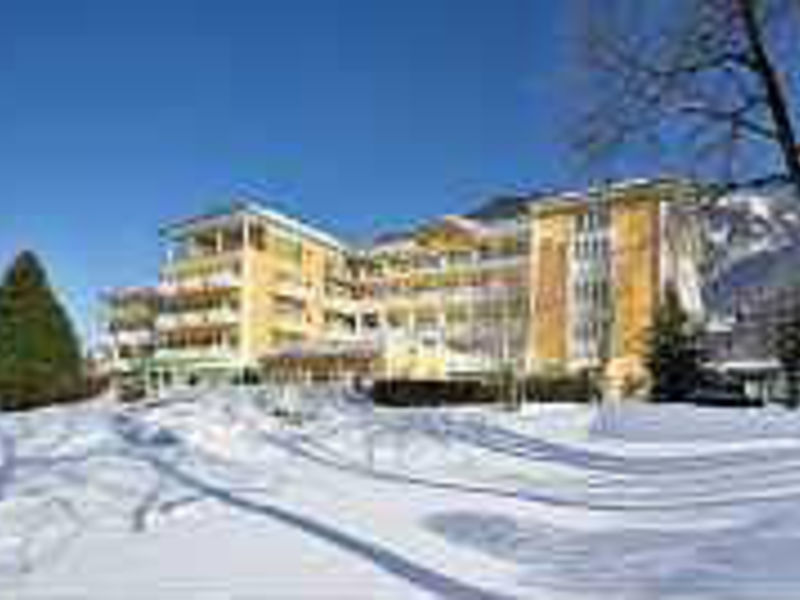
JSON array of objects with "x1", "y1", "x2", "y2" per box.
[{"x1": 701, "y1": 182, "x2": 800, "y2": 314}]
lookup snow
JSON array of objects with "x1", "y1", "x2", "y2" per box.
[
  {"x1": 717, "y1": 192, "x2": 774, "y2": 222},
  {"x1": 3, "y1": 389, "x2": 800, "y2": 598}
]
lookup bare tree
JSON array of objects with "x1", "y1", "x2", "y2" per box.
[{"x1": 572, "y1": 0, "x2": 800, "y2": 195}]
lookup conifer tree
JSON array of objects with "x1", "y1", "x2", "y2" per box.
[
  {"x1": 0, "y1": 251, "x2": 83, "y2": 410},
  {"x1": 646, "y1": 285, "x2": 706, "y2": 403}
]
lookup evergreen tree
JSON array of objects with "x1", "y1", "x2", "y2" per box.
[
  {"x1": 0, "y1": 251, "x2": 83, "y2": 410},
  {"x1": 646, "y1": 285, "x2": 706, "y2": 403},
  {"x1": 773, "y1": 293, "x2": 800, "y2": 408}
]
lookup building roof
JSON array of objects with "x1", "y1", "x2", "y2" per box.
[
  {"x1": 370, "y1": 228, "x2": 416, "y2": 246},
  {"x1": 368, "y1": 178, "x2": 696, "y2": 249},
  {"x1": 530, "y1": 177, "x2": 702, "y2": 215},
  {"x1": 160, "y1": 196, "x2": 348, "y2": 252},
  {"x1": 465, "y1": 194, "x2": 533, "y2": 222},
  {"x1": 159, "y1": 177, "x2": 702, "y2": 256}
]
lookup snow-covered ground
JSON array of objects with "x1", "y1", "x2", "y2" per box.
[{"x1": 3, "y1": 388, "x2": 800, "y2": 599}]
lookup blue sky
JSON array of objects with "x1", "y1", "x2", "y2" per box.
[{"x1": 1, "y1": 0, "x2": 613, "y2": 344}]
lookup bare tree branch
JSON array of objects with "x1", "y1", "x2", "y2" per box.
[{"x1": 570, "y1": 0, "x2": 800, "y2": 196}]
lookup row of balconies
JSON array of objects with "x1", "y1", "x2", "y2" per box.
[
  {"x1": 366, "y1": 268, "x2": 526, "y2": 296},
  {"x1": 161, "y1": 247, "x2": 241, "y2": 272},
  {"x1": 371, "y1": 283, "x2": 528, "y2": 306},
  {"x1": 155, "y1": 309, "x2": 240, "y2": 330},
  {"x1": 380, "y1": 314, "x2": 527, "y2": 333},
  {"x1": 159, "y1": 271, "x2": 242, "y2": 295},
  {"x1": 105, "y1": 344, "x2": 231, "y2": 372},
  {"x1": 156, "y1": 255, "x2": 526, "y2": 301},
  {"x1": 153, "y1": 346, "x2": 239, "y2": 363},
  {"x1": 108, "y1": 321, "x2": 527, "y2": 372},
  {"x1": 111, "y1": 291, "x2": 525, "y2": 336},
  {"x1": 363, "y1": 254, "x2": 527, "y2": 282}
]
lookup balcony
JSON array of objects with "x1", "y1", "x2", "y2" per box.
[
  {"x1": 108, "y1": 316, "x2": 155, "y2": 333},
  {"x1": 319, "y1": 328, "x2": 362, "y2": 346},
  {"x1": 111, "y1": 329, "x2": 155, "y2": 346},
  {"x1": 159, "y1": 271, "x2": 241, "y2": 296},
  {"x1": 206, "y1": 272, "x2": 242, "y2": 288},
  {"x1": 156, "y1": 309, "x2": 240, "y2": 331},
  {"x1": 153, "y1": 346, "x2": 239, "y2": 364},
  {"x1": 323, "y1": 295, "x2": 360, "y2": 315},
  {"x1": 271, "y1": 315, "x2": 307, "y2": 335},
  {"x1": 364, "y1": 252, "x2": 527, "y2": 283},
  {"x1": 160, "y1": 252, "x2": 242, "y2": 280},
  {"x1": 107, "y1": 356, "x2": 144, "y2": 374},
  {"x1": 474, "y1": 254, "x2": 527, "y2": 271},
  {"x1": 274, "y1": 279, "x2": 311, "y2": 300},
  {"x1": 375, "y1": 284, "x2": 527, "y2": 308}
]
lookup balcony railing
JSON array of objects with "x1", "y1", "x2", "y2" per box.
[
  {"x1": 112, "y1": 329, "x2": 155, "y2": 346},
  {"x1": 159, "y1": 272, "x2": 241, "y2": 295},
  {"x1": 160, "y1": 251, "x2": 242, "y2": 279},
  {"x1": 153, "y1": 346, "x2": 239, "y2": 363},
  {"x1": 374, "y1": 284, "x2": 528, "y2": 306},
  {"x1": 274, "y1": 279, "x2": 310, "y2": 300},
  {"x1": 474, "y1": 254, "x2": 527, "y2": 271},
  {"x1": 156, "y1": 309, "x2": 240, "y2": 330},
  {"x1": 323, "y1": 295, "x2": 359, "y2": 314},
  {"x1": 363, "y1": 252, "x2": 527, "y2": 280}
]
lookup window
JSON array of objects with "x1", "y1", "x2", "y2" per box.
[
  {"x1": 273, "y1": 294, "x2": 305, "y2": 321},
  {"x1": 362, "y1": 313, "x2": 380, "y2": 329},
  {"x1": 447, "y1": 251, "x2": 472, "y2": 267},
  {"x1": 415, "y1": 310, "x2": 438, "y2": 330},
  {"x1": 413, "y1": 253, "x2": 442, "y2": 271},
  {"x1": 221, "y1": 227, "x2": 244, "y2": 252},
  {"x1": 272, "y1": 235, "x2": 303, "y2": 265},
  {"x1": 386, "y1": 310, "x2": 407, "y2": 329},
  {"x1": 325, "y1": 311, "x2": 356, "y2": 331},
  {"x1": 446, "y1": 305, "x2": 468, "y2": 325},
  {"x1": 249, "y1": 224, "x2": 266, "y2": 251}
]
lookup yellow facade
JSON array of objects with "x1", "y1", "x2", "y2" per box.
[
  {"x1": 606, "y1": 191, "x2": 662, "y2": 387},
  {"x1": 529, "y1": 208, "x2": 571, "y2": 368},
  {"x1": 147, "y1": 204, "x2": 355, "y2": 386},
  {"x1": 106, "y1": 179, "x2": 703, "y2": 392},
  {"x1": 527, "y1": 180, "x2": 700, "y2": 394}
]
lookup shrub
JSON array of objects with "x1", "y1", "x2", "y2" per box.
[
  {"x1": 523, "y1": 370, "x2": 601, "y2": 403},
  {"x1": 370, "y1": 379, "x2": 499, "y2": 407}
]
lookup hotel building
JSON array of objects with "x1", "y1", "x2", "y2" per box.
[{"x1": 103, "y1": 179, "x2": 706, "y2": 395}]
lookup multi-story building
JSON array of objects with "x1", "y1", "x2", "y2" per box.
[
  {"x1": 104, "y1": 179, "x2": 707, "y2": 395},
  {"x1": 101, "y1": 286, "x2": 160, "y2": 392},
  {"x1": 354, "y1": 204, "x2": 530, "y2": 379},
  {"x1": 528, "y1": 179, "x2": 706, "y2": 394},
  {"x1": 131, "y1": 201, "x2": 357, "y2": 389}
]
